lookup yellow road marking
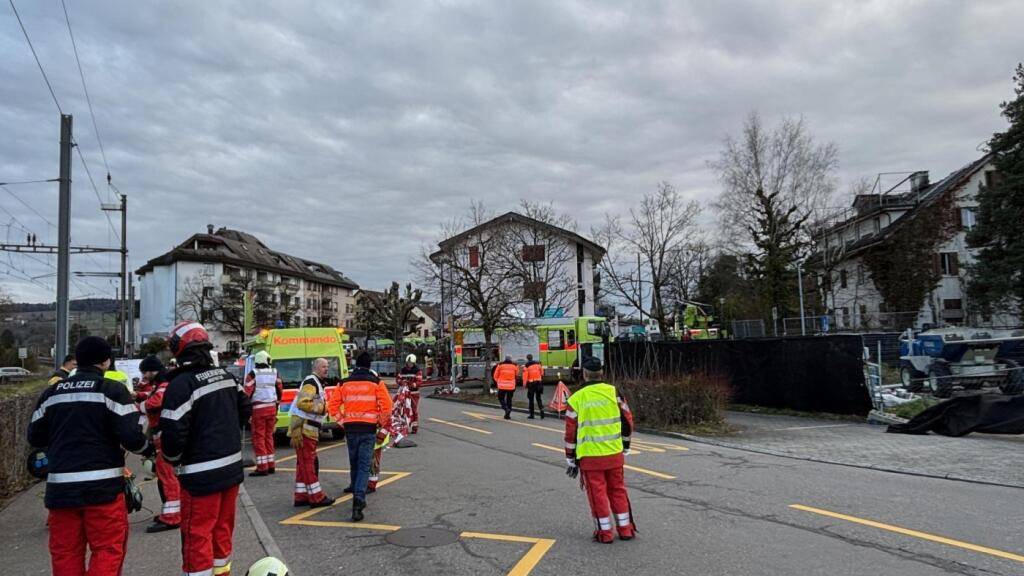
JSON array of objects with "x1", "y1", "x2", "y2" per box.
[
  {"x1": 294, "y1": 519, "x2": 402, "y2": 531},
  {"x1": 464, "y1": 411, "x2": 689, "y2": 452},
  {"x1": 461, "y1": 532, "x2": 556, "y2": 576},
  {"x1": 630, "y1": 442, "x2": 666, "y2": 453},
  {"x1": 791, "y1": 504, "x2": 1024, "y2": 564},
  {"x1": 464, "y1": 411, "x2": 563, "y2": 433},
  {"x1": 280, "y1": 472, "x2": 411, "y2": 525},
  {"x1": 429, "y1": 417, "x2": 492, "y2": 435},
  {"x1": 632, "y1": 440, "x2": 688, "y2": 452},
  {"x1": 252, "y1": 440, "x2": 347, "y2": 468},
  {"x1": 276, "y1": 468, "x2": 350, "y2": 474},
  {"x1": 531, "y1": 443, "x2": 677, "y2": 479}
]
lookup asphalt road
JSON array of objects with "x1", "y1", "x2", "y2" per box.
[{"x1": 241, "y1": 397, "x2": 1024, "y2": 576}]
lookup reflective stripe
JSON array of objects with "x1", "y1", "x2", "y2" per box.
[
  {"x1": 308, "y1": 482, "x2": 322, "y2": 494},
  {"x1": 163, "y1": 501, "x2": 181, "y2": 513},
  {"x1": 185, "y1": 570, "x2": 213, "y2": 576},
  {"x1": 32, "y1": 392, "x2": 139, "y2": 422},
  {"x1": 579, "y1": 433, "x2": 621, "y2": 444},
  {"x1": 564, "y1": 442, "x2": 576, "y2": 449},
  {"x1": 616, "y1": 512, "x2": 631, "y2": 526},
  {"x1": 565, "y1": 410, "x2": 577, "y2": 419},
  {"x1": 597, "y1": 517, "x2": 612, "y2": 529},
  {"x1": 175, "y1": 322, "x2": 204, "y2": 337},
  {"x1": 302, "y1": 423, "x2": 321, "y2": 434},
  {"x1": 578, "y1": 417, "x2": 620, "y2": 428},
  {"x1": 214, "y1": 558, "x2": 230, "y2": 567},
  {"x1": 345, "y1": 394, "x2": 377, "y2": 402},
  {"x1": 177, "y1": 452, "x2": 241, "y2": 475},
  {"x1": 294, "y1": 484, "x2": 307, "y2": 493},
  {"x1": 344, "y1": 411, "x2": 378, "y2": 421},
  {"x1": 48, "y1": 467, "x2": 124, "y2": 484},
  {"x1": 267, "y1": 454, "x2": 275, "y2": 462},
  {"x1": 161, "y1": 380, "x2": 237, "y2": 421}
]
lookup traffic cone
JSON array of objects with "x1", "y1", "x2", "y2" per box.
[{"x1": 548, "y1": 379, "x2": 571, "y2": 414}]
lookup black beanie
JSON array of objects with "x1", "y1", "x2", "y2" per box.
[
  {"x1": 355, "y1": 352, "x2": 372, "y2": 369},
  {"x1": 75, "y1": 336, "x2": 112, "y2": 367},
  {"x1": 139, "y1": 355, "x2": 164, "y2": 373}
]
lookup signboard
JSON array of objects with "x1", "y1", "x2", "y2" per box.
[
  {"x1": 18, "y1": 347, "x2": 27, "y2": 360},
  {"x1": 115, "y1": 359, "x2": 143, "y2": 383}
]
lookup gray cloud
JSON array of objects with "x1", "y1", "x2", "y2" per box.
[{"x1": 2, "y1": 0, "x2": 1021, "y2": 302}]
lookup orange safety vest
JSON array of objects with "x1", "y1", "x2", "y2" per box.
[
  {"x1": 339, "y1": 379, "x2": 387, "y2": 426},
  {"x1": 524, "y1": 362, "x2": 543, "y2": 384},
  {"x1": 494, "y1": 362, "x2": 519, "y2": 391}
]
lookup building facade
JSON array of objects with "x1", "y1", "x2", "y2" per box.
[
  {"x1": 137, "y1": 227, "x2": 358, "y2": 353},
  {"x1": 809, "y1": 155, "x2": 1018, "y2": 331}
]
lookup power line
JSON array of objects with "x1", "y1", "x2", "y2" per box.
[
  {"x1": 8, "y1": 0, "x2": 62, "y2": 114},
  {"x1": 60, "y1": 0, "x2": 109, "y2": 179},
  {"x1": 73, "y1": 143, "x2": 120, "y2": 243},
  {"x1": 1, "y1": 184, "x2": 56, "y2": 228},
  {"x1": 0, "y1": 178, "x2": 59, "y2": 186}
]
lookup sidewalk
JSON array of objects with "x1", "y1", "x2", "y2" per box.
[{"x1": 0, "y1": 454, "x2": 267, "y2": 575}]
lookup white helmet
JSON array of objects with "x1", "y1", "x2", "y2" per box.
[
  {"x1": 406, "y1": 354, "x2": 417, "y2": 364},
  {"x1": 247, "y1": 557, "x2": 289, "y2": 576}
]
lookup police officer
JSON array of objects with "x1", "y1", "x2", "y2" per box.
[
  {"x1": 28, "y1": 336, "x2": 148, "y2": 575},
  {"x1": 160, "y1": 321, "x2": 252, "y2": 576}
]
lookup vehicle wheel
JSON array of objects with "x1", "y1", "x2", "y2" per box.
[
  {"x1": 900, "y1": 361, "x2": 925, "y2": 392},
  {"x1": 999, "y1": 359, "x2": 1024, "y2": 395},
  {"x1": 928, "y1": 363, "x2": 954, "y2": 398}
]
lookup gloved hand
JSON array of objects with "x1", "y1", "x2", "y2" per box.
[
  {"x1": 376, "y1": 428, "x2": 389, "y2": 444},
  {"x1": 565, "y1": 458, "x2": 579, "y2": 479},
  {"x1": 290, "y1": 431, "x2": 303, "y2": 451}
]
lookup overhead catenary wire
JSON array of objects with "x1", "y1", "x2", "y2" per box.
[
  {"x1": 0, "y1": 178, "x2": 60, "y2": 186},
  {"x1": 8, "y1": 0, "x2": 62, "y2": 114},
  {"x1": 2, "y1": 184, "x2": 56, "y2": 228},
  {"x1": 60, "y1": 0, "x2": 109, "y2": 180},
  {"x1": 74, "y1": 143, "x2": 121, "y2": 243}
]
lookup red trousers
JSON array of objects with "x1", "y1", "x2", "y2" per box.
[
  {"x1": 155, "y1": 437, "x2": 181, "y2": 526},
  {"x1": 293, "y1": 435, "x2": 325, "y2": 504},
  {"x1": 582, "y1": 467, "x2": 634, "y2": 542},
  {"x1": 250, "y1": 406, "x2": 277, "y2": 472},
  {"x1": 181, "y1": 484, "x2": 238, "y2": 576},
  {"x1": 48, "y1": 493, "x2": 128, "y2": 576},
  {"x1": 409, "y1": 391, "x2": 420, "y2": 433}
]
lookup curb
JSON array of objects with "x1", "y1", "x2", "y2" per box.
[
  {"x1": 429, "y1": 395, "x2": 1024, "y2": 491},
  {"x1": 238, "y1": 484, "x2": 285, "y2": 562}
]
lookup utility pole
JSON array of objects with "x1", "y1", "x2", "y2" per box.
[
  {"x1": 636, "y1": 253, "x2": 643, "y2": 327},
  {"x1": 128, "y1": 278, "x2": 135, "y2": 357},
  {"x1": 102, "y1": 194, "x2": 127, "y2": 357},
  {"x1": 797, "y1": 260, "x2": 807, "y2": 336},
  {"x1": 55, "y1": 114, "x2": 73, "y2": 369}
]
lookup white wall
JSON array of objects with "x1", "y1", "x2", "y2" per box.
[{"x1": 139, "y1": 264, "x2": 176, "y2": 341}]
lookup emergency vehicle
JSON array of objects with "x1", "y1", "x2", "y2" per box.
[
  {"x1": 244, "y1": 327, "x2": 349, "y2": 437},
  {"x1": 454, "y1": 316, "x2": 610, "y2": 382}
]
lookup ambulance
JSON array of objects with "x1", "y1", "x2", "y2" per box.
[{"x1": 244, "y1": 327, "x2": 349, "y2": 438}]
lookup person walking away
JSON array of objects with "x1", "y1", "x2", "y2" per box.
[
  {"x1": 564, "y1": 356, "x2": 637, "y2": 544},
  {"x1": 493, "y1": 356, "x2": 519, "y2": 419},
  {"x1": 47, "y1": 353, "x2": 76, "y2": 385},
  {"x1": 397, "y1": 354, "x2": 423, "y2": 433},
  {"x1": 288, "y1": 358, "x2": 334, "y2": 508},
  {"x1": 160, "y1": 321, "x2": 252, "y2": 576},
  {"x1": 338, "y1": 353, "x2": 393, "y2": 521},
  {"x1": 244, "y1": 351, "x2": 283, "y2": 476},
  {"x1": 138, "y1": 355, "x2": 181, "y2": 534},
  {"x1": 524, "y1": 354, "x2": 545, "y2": 419},
  {"x1": 28, "y1": 336, "x2": 147, "y2": 575}
]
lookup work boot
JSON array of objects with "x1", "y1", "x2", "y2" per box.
[
  {"x1": 504, "y1": 412, "x2": 511, "y2": 420},
  {"x1": 268, "y1": 467, "x2": 276, "y2": 474},
  {"x1": 352, "y1": 499, "x2": 366, "y2": 522},
  {"x1": 593, "y1": 531, "x2": 614, "y2": 544},
  {"x1": 528, "y1": 414, "x2": 535, "y2": 419},
  {"x1": 145, "y1": 519, "x2": 179, "y2": 534},
  {"x1": 540, "y1": 411, "x2": 545, "y2": 420},
  {"x1": 343, "y1": 486, "x2": 353, "y2": 494},
  {"x1": 248, "y1": 470, "x2": 269, "y2": 477},
  {"x1": 309, "y1": 496, "x2": 335, "y2": 508}
]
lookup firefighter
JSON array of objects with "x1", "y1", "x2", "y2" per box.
[
  {"x1": 397, "y1": 354, "x2": 423, "y2": 433},
  {"x1": 493, "y1": 355, "x2": 519, "y2": 419},
  {"x1": 244, "y1": 351, "x2": 283, "y2": 476},
  {"x1": 524, "y1": 353, "x2": 545, "y2": 419},
  {"x1": 337, "y1": 353, "x2": 393, "y2": 521},
  {"x1": 135, "y1": 355, "x2": 181, "y2": 534},
  {"x1": 28, "y1": 336, "x2": 148, "y2": 575},
  {"x1": 564, "y1": 356, "x2": 637, "y2": 543},
  {"x1": 288, "y1": 357, "x2": 334, "y2": 508},
  {"x1": 47, "y1": 353, "x2": 76, "y2": 385},
  {"x1": 160, "y1": 321, "x2": 252, "y2": 576}
]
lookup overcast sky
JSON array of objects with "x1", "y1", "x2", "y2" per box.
[{"x1": 2, "y1": 0, "x2": 1021, "y2": 303}]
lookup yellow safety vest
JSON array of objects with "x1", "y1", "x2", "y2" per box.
[{"x1": 567, "y1": 383, "x2": 623, "y2": 458}]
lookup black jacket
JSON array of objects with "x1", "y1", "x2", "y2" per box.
[
  {"x1": 27, "y1": 366, "x2": 147, "y2": 509},
  {"x1": 159, "y1": 353, "x2": 251, "y2": 496}
]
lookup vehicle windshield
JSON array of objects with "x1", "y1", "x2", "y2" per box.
[{"x1": 273, "y1": 357, "x2": 342, "y2": 387}]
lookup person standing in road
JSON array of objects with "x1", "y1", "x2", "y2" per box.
[
  {"x1": 289, "y1": 358, "x2": 335, "y2": 508},
  {"x1": 245, "y1": 351, "x2": 283, "y2": 476},
  {"x1": 160, "y1": 321, "x2": 252, "y2": 576},
  {"x1": 398, "y1": 354, "x2": 423, "y2": 434},
  {"x1": 139, "y1": 355, "x2": 182, "y2": 534},
  {"x1": 493, "y1": 355, "x2": 519, "y2": 419},
  {"x1": 47, "y1": 353, "x2": 76, "y2": 385},
  {"x1": 28, "y1": 336, "x2": 148, "y2": 575},
  {"x1": 338, "y1": 353, "x2": 393, "y2": 521},
  {"x1": 564, "y1": 356, "x2": 637, "y2": 544},
  {"x1": 524, "y1": 353, "x2": 545, "y2": 419}
]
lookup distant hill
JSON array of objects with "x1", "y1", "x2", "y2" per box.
[{"x1": 6, "y1": 298, "x2": 123, "y2": 313}]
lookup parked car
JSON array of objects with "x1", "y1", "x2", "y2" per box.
[{"x1": 0, "y1": 366, "x2": 33, "y2": 384}]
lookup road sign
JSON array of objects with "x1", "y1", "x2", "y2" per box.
[{"x1": 18, "y1": 347, "x2": 27, "y2": 360}]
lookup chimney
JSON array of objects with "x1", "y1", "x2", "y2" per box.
[
  {"x1": 207, "y1": 224, "x2": 214, "y2": 235},
  {"x1": 910, "y1": 171, "x2": 930, "y2": 194}
]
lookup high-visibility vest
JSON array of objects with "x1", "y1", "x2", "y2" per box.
[
  {"x1": 494, "y1": 362, "x2": 518, "y2": 391},
  {"x1": 340, "y1": 379, "x2": 383, "y2": 425},
  {"x1": 289, "y1": 375, "x2": 326, "y2": 424},
  {"x1": 524, "y1": 362, "x2": 543, "y2": 384},
  {"x1": 567, "y1": 383, "x2": 623, "y2": 458},
  {"x1": 252, "y1": 368, "x2": 278, "y2": 406}
]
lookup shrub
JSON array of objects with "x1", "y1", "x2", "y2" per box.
[{"x1": 617, "y1": 373, "x2": 730, "y2": 429}]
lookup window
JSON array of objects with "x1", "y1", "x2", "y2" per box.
[
  {"x1": 839, "y1": 269, "x2": 848, "y2": 289},
  {"x1": 202, "y1": 286, "x2": 215, "y2": 299},
  {"x1": 871, "y1": 218, "x2": 880, "y2": 235},
  {"x1": 959, "y1": 208, "x2": 977, "y2": 230},
  {"x1": 523, "y1": 281, "x2": 546, "y2": 300},
  {"x1": 521, "y1": 244, "x2": 546, "y2": 262},
  {"x1": 547, "y1": 330, "x2": 564, "y2": 350},
  {"x1": 984, "y1": 170, "x2": 1004, "y2": 189},
  {"x1": 468, "y1": 246, "x2": 480, "y2": 268},
  {"x1": 567, "y1": 329, "x2": 576, "y2": 347},
  {"x1": 943, "y1": 299, "x2": 962, "y2": 310},
  {"x1": 841, "y1": 307, "x2": 850, "y2": 326},
  {"x1": 938, "y1": 252, "x2": 959, "y2": 276}
]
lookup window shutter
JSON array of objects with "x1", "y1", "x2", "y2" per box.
[
  {"x1": 469, "y1": 246, "x2": 480, "y2": 268},
  {"x1": 933, "y1": 253, "x2": 942, "y2": 275},
  {"x1": 949, "y1": 253, "x2": 959, "y2": 276},
  {"x1": 955, "y1": 208, "x2": 963, "y2": 230}
]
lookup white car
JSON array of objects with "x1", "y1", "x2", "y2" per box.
[{"x1": 0, "y1": 366, "x2": 32, "y2": 383}]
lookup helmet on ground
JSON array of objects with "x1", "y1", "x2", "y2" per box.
[
  {"x1": 26, "y1": 450, "x2": 49, "y2": 479},
  {"x1": 405, "y1": 354, "x2": 416, "y2": 364},
  {"x1": 168, "y1": 321, "x2": 210, "y2": 357},
  {"x1": 246, "y1": 557, "x2": 289, "y2": 576},
  {"x1": 254, "y1": 350, "x2": 272, "y2": 365}
]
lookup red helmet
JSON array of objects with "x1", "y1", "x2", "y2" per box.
[{"x1": 168, "y1": 321, "x2": 210, "y2": 357}]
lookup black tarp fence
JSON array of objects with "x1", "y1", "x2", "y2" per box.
[{"x1": 608, "y1": 336, "x2": 873, "y2": 415}]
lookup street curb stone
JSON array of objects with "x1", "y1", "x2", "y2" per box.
[
  {"x1": 238, "y1": 483, "x2": 286, "y2": 563},
  {"x1": 431, "y1": 395, "x2": 1024, "y2": 491}
]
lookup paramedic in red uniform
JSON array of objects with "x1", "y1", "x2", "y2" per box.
[
  {"x1": 564, "y1": 356, "x2": 637, "y2": 543},
  {"x1": 139, "y1": 355, "x2": 182, "y2": 533},
  {"x1": 244, "y1": 350, "x2": 283, "y2": 476},
  {"x1": 28, "y1": 336, "x2": 148, "y2": 576},
  {"x1": 397, "y1": 354, "x2": 423, "y2": 433},
  {"x1": 160, "y1": 322, "x2": 251, "y2": 576}
]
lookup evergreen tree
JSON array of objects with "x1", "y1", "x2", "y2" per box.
[{"x1": 967, "y1": 64, "x2": 1024, "y2": 314}]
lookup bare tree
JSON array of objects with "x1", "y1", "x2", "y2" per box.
[
  {"x1": 356, "y1": 282, "x2": 423, "y2": 353},
  {"x1": 665, "y1": 238, "x2": 712, "y2": 306},
  {"x1": 592, "y1": 182, "x2": 702, "y2": 334}
]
